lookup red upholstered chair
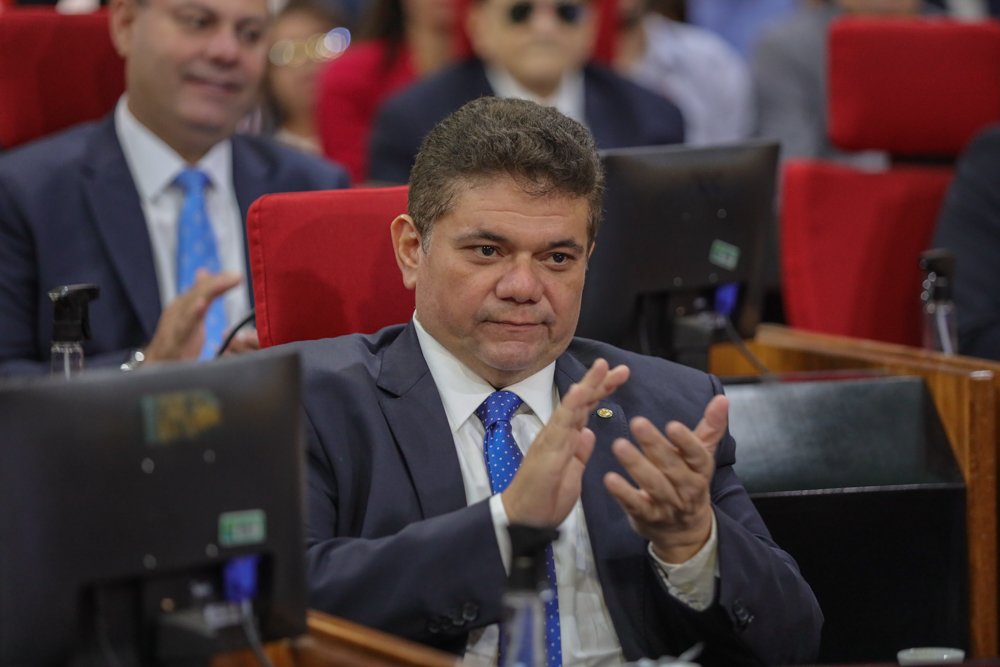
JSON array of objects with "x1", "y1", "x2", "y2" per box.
[
  {"x1": 781, "y1": 17, "x2": 1000, "y2": 346},
  {"x1": 0, "y1": 9, "x2": 125, "y2": 150},
  {"x1": 246, "y1": 186, "x2": 416, "y2": 348}
]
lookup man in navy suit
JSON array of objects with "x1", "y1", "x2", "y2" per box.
[
  {"x1": 0, "y1": 0, "x2": 348, "y2": 375},
  {"x1": 367, "y1": 0, "x2": 685, "y2": 185},
  {"x1": 295, "y1": 98, "x2": 821, "y2": 666}
]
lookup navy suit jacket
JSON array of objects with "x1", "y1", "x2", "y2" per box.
[
  {"x1": 932, "y1": 123, "x2": 1000, "y2": 361},
  {"x1": 368, "y1": 59, "x2": 686, "y2": 185},
  {"x1": 289, "y1": 323, "x2": 822, "y2": 666},
  {"x1": 0, "y1": 113, "x2": 349, "y2": 375}
]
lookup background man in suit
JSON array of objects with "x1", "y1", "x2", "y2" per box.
[
  {"x1": 367, "y1": 0, "x2": 685, "y2": 184},
  {"x1": 295, "y1": 98, "x2": 821, "y2": 666},
  {"x1": 0, "y1": 0, "x2": 348, "y2": 375}
]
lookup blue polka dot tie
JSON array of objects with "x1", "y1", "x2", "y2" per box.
[
  {"x1": 475, "y1": 391, "x2": 562, "y2": 667},
  {"x1": 175, "y1": 169, "x2": 226, "y2": 361}
]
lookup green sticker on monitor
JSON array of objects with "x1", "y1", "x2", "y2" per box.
[
  {"x1": 219, "y1": 509, "x2": 267, "y2": 547},
  {"x1": 709, "y1": 240, "x2": 740, "y2": 271}
]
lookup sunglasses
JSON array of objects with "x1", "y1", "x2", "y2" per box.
[{"x1": 507, "y1": 1, "x2": 585, "y2": 25}]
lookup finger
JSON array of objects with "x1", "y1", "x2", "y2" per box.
[
  {"x1": 241, "y1": 329, "x2": 260, "y2": 350},
  {"x1": 573, "y1": 427, "x2": 595, "y2": 466},
  {"x1": 612, "y1": 437, "x2": 684, "y2": 508},
  {"x1": 581, "y1": 364, "x2": 630, "y2": 413},
  {"x1": 691, "y1": 395, "x2": 729, "y2": 455},
  {"x1": 629, "y1": 416, "x2": 681, "y2": 469},
  {"x1": 190, "y1": 270, "x2": 242, "y2": 301},
  {"x1": 604, "y1": 471, "x2": 656, "y2": 518},
  {"x1": 662, "y1": 420, "x2": 715, "y2": 475}
]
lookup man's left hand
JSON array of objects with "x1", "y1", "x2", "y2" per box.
[
  {"x1": 223, "y1": 329, "x2": 260, "y2": 355},
  {"x1": 604, "y1": 395, "x2": 729, "y2": 564}
]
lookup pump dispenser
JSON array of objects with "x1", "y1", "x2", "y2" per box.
[
  {"x1": 919, "y1": 250, "x2": 958, "y2": 355},
  {"x1": 502, "y1": 525, "x2": 558, "y2": 667},
  {"x1": 48, "y1": 284, "x2": 100, "y2": 378}
]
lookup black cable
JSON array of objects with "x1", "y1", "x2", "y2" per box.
[
  {"x1": 216, "y1": 308, "x2": 256, "y2": 358},
  {"x1": 239, "y1": 599, "x2": 278, "y2": 667},
  {"x1": 720, "y1": 316, "x2": 774, "y2": 381},
  {"x1": 95, "y1": 588, "x2": 125, "y2": 667}
]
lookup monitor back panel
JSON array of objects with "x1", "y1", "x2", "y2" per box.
[{"x1": 0, "y1": 352, "x2": 305, "y2": 666}]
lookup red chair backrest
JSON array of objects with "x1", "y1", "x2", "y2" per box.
[
  {"x1": 247, "y1": 187, "x2": 416, "y2": 348},
  {"x1": 781, "y1": 18, "x2": 1000, "y2": 346},
  {"x1": 782, "y1": 162, "x2": 953, "y2": 346},
  {"x1": 828, "y1": 17, "x2": 1000, "y2": 156},
  {"x1": 0, "y1": 9, "x2": 125, "y2": 150}
]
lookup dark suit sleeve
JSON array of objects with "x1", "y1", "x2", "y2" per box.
[
  {"x1": 646, "y1": 375, "x2": 822, "y2": 667},
  {"x1": 932, "y1": 125, "x2": 1000, "y2": 361},
  {"x1": 0, "y1": 177, "x2": 43, "y2": 373},
  {"x1": 303, "y1": 408, "x2": 508, "y2": 652}
]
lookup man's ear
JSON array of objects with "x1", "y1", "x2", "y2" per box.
[
  {"x1": 586, "y1": 240, "x2": 596, "y2": 266},
  {"x1": 390, "y1": 214, "x2": 423, "y2": 291},
  {"x1": 108, "y1": 0, "x2": 139, "y2": 59}
]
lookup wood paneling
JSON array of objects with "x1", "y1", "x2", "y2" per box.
[{"x1": 213, "y1": 611, "x2": 458, "y2": 667}]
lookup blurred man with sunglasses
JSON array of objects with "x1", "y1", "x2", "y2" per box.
[{"x1": 365, "y1": 0, "x2": 685, "y2": 185}]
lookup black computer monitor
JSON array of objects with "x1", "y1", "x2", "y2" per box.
[
  {"x1": 577, "y1": 141, "x2": 779, "y2": 366},
  {"x1": 0, "y1": 352, "x2": 305, "y2": 667}
]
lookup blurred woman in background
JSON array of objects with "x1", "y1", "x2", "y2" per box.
[
  {"x1": 314, "y1": 0, "x2": 457, "y2": 183},
  {"x1": 265, "y1": 0, "x2": 345, "y2": 155}
]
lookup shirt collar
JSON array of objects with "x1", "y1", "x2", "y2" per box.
[
  {"x1": 484, "y1": 64, "x2": 587, "y2": 126},
  {"x1": 412, "y1": 315, "x2": 556, "y2": 433},
  {"x1": 114, "y1": 95, "x2": 233, "y2": 201}
]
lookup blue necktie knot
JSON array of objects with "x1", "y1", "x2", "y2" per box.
[
  {"x1": 174, "y1": 168, "x2": 210, "y2": 195},
  {"x1": 475, "y1": 390, "x2": 523, "y2": 429}
]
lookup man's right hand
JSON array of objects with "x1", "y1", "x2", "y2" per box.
[
  {"x1": 143, "y1": 269, "x2": 241, "y2": 363},
  {"x1": 501, "y1": 358, "x2": 630, "y2": 527}
]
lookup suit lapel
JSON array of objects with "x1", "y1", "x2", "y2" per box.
[
  {"x1": 555, "y1": 350, "x2": 648, "y2": 657},
  {"x1": 377, "y1": 323, "x2": 469, "y2": 519},
  {"x1": 581, "y1": 66, "x2": 628, "y2": 150},
  {"x1": 232, "y1": 138, "x2": 272, "y2": 309},
  {"x1": 82, "y1": 115, "x2": 161, "y2": 339},
  {"x1": 468, "y1": 59, "x2": 498, "y2": 98},
  {"x1": 554, "y1": 352, "x2": 637, "y2": 554}
]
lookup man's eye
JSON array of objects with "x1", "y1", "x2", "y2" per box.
[
  {"x1": 239, "y1": 26, "x2": 264, "y2": 43},
  {"x1": 179, "y1": 12, "x2": 211, "y2": 28},
  {"x1": 551, "y1": 253, "x2": 567, "y2": 264},
  {"x1": 477, "y1": 246, "x2": 497, "y2": 257}
]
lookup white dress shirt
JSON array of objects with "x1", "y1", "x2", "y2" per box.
[
  {"x1": 411, "y1": 317, "x2": 718, "y2": 667},
  {"x1": 484, "y1": 65, "x2": 588, "y2": 128},
  {"x1": 114, "y1": 97, "x2": 251, "y2": 331},
  {"x1": 627, "y1": 14, "x2": 754, "y2": 146}
]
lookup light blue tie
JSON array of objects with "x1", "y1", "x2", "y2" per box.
[
  {"x1": 475, "y1": 391, "x2": 562, "y2": 667},
  {"x1": 175, "y1": 168, "x2": 226, "y2": 361}
]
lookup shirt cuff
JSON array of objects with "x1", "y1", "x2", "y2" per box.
[
  {"x1": 648, "y1": 511, "x2": 719, "y2": 611},
  {"x1": 489, "y1": 493, "x2": 513, "y2": 574}
]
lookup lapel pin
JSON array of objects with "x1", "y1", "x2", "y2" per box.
[{"x1": 596, "y1": 408, "x2": 613, "y2": 419}]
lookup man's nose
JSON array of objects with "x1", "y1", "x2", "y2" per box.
[
  {"x1": 496, "y1": 257, "x2": 544, "y2": 303},
  {"x1": 204, "y1": 27, "x2": 243, "y2": 65}
]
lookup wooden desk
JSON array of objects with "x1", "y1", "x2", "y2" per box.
[
  {"x1": 711, "y1": 325, "x2": 1000, "y2": 658},
  {"x1": 213, "y1": 611, "x2": 458, "y2": 667}
]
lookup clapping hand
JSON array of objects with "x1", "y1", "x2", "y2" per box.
[
  {"x1": 604, "y1": 395, "x2": 729, "y2": 563},
  {"x1": 502, "y1": 358, "x2": 630, "y2": 527}
]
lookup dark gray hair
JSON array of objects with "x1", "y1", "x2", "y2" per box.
[{"x1": 407, "y1": 97, "x2": 604, "y2": 250}]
